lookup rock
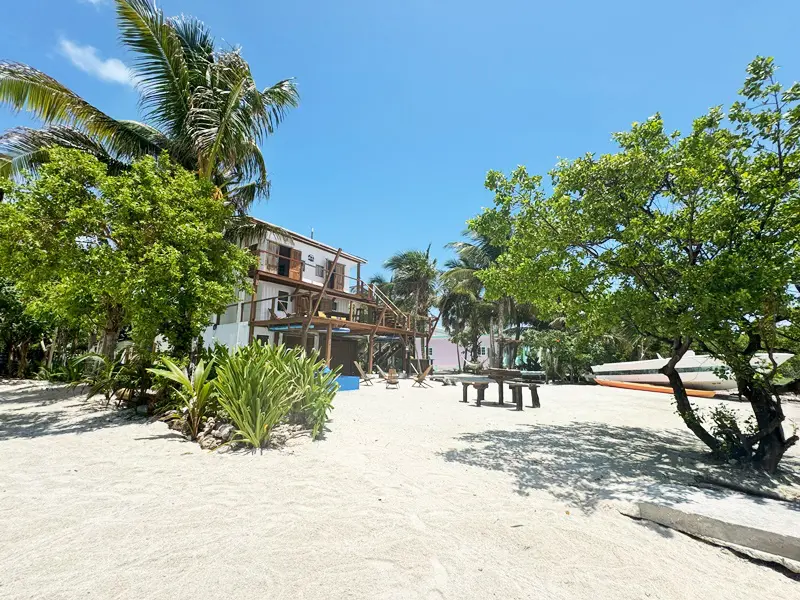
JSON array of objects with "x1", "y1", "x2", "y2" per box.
[
  {"x1": 728, "y1": 459, "x2": 739, "y2": 466},
  {"x1": 214, "y1": 423, "x2": 235, "y2": 442},
  {"x1": 136, "y1": 405, "x2": 148, "y2": 416},
  {"x1": 203, "y1": 418, "x2": 216, "y2": 434},
  {"x1": 199, "y1": 435, "x2": 219, "y2": 450}
]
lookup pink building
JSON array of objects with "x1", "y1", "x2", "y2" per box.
[{"x1": 425, "y1": 328, "x2": 490, "y2": 371}]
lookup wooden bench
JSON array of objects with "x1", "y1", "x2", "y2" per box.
[
  {"x1": 507, "y1": 382, "x2": 541, "y2": 411},
  {"x1": 461, "y1": 381, "x2": 490, "y2": 406}
]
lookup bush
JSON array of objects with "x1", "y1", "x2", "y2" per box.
[
  {"x1": 148, "y1": 357, "x2": 216, "y2": 439},
  {"x1": 214, "y1": 343, "x2": 295, "y2": 448},
  {"x1": 214, "y1": 342, "x2": 340, "y2": 448},
  {"x1": 284, "y1": 350, "x2": 340, "y2": 439}
]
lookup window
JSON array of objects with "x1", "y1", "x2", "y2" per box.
[
  {"x1": 277, "y1": 291, "x2": 289, "y2": 312},
  {"x1": 480, "y1": 346, "x2": 487, "y2": 356},
  {"x1": 427, "y1": 347, "x2": 434, "y2": 357},
  {"x1": 315, "y1": 264, "x2": 325, "y2": 277},
  {"x1": 331, "y1": 301, "x2": 338, "y2": 312}
]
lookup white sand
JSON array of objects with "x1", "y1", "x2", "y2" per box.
[{"x1": 1, "y1": 379, "x2": 798, "y2": 599}]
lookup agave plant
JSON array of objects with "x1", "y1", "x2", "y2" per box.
[
  {"x1": 283, "y1": 349, "x2": 340, "y2": 439},
  {"x1": 214, "y1": 344, "x2": 297, "y2": 449},
  {"x1": 0, "y1": 0, "x2": 298, "y2": 214},
  {"x1": 148, "y1": 357, "x2": 216, "y2": 440}
]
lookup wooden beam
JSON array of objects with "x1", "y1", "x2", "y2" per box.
[
  {"x1": 302, "y1": 248, "x2": 342, "y2": 346},
  {"x1": 325, "y1": 323, "x2": 333, "y2": 366},
  {"x1": 247, "y1": 277, "x2": 258, "y2": 344},
  {"x1": 356, "y1": 263, "x2": 361, "y2": 294},
  {"x1": 367, "y1": 331, "x2": 375, "y2": 372}
]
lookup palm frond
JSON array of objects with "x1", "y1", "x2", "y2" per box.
[
  {"x1": 116, "y1": 0, "x2": 191, "y2": 135},
  {"x1": 0, "y1": 126, "x2": 128, "y2": 177},
  {"x1": 224, "y1": 215, "x2": 292, "y2": 246}
]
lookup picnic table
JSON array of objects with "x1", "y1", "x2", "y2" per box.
[
  {"x1": 507, "y1": 381, "x2": 541, "y2": 410},
  {"x1": 460, "y1": 378, "x2": 541, "y2": 411},
  {"x1": 460, "y1": 380, "x2": 492, "y2": 406},
  {"x1": 487, "y1": 368, "x2": 522, "y2": 405}
]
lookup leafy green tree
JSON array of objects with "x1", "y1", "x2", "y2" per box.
[
  {"x1": 443, "y1": 230, "x2": 538, "y2": 367},
  {"x1": 0, "y1": 279, "x2": 47, "y2": 376},
  {"x1": 0, "y1": 0, "x2": 298, "y2": 213},
  {"x1": 0, "y1": 148, "x2": 252, "y2": 359},
  {"x1": 472, "y1": 57, "x2": 800, "y2": 472}
]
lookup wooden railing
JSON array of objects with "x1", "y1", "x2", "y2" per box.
[
  {"x1": 252, "y1": 249, "x2": 374, "y2": 298},
  {"x1": 242, "y1": 290, "x2": 433, "y2": 334}
]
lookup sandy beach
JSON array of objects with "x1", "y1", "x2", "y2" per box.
[{"x1": 1, "y1": 379, "x2": 798, "y2": 599}]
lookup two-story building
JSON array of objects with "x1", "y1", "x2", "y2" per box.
[{"x1": 202, "y1": 218, "x2": 434, "y2": 376}]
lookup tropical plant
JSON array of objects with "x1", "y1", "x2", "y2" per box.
[
  {"x1": 214, "y1": 343, "x2": 296, "y2": 449},
  {"x1": 284, "y1": 350, "x2": 340, "y2": 439},
  {"x1": 148, "y1": 356, "x2": 216, "y2": 439},
  {"x1": 0, "y1": 148, "x2": 252, "y2": 359},
  {"x1": 76, "y1": 342, "x2": 141, "y2": 406},
  {"x1": 0, "y1": 0, "x2": 298, "y2": 214},
  {"x1": 383, "y1": 246, "x2": 439, "y2": 316},
  {"x1": 37, "y1": 356, "x2": 84, "y2": 383},
  {"x1": 472, "y1": 56, "x2": 800, "y2": 472},
  {"x1": 0, "y1": 278, "x2": 47, "y2": 377}
]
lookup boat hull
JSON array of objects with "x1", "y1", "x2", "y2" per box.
[
  {"x1": 595, "y1": 378, "x2": 716, "y2": 398},
  {"x1": 590, "y1": 352, "x2": 793, "y2": 391}
]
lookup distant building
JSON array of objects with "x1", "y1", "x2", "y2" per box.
[
  {"x1": 202, "y1": 219, "x2": 434, "y2": 376},
  {"x1": 425, "y1": 327, "x2": 490, "y2": 371}
]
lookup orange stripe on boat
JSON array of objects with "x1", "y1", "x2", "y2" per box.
[{"x1": 594, "y1": 378, "x2": 716, "y2": 398}]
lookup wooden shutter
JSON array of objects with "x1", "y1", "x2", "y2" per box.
[
  {"x1": 334, "y1": 263, "x2": 345, "y2": 291},
  {"x1": 266, "y1": 241, "x2": 280, "y2": 273},
  {"x1": 289, "y1": 248, "x2": 302, "y2": 281}
]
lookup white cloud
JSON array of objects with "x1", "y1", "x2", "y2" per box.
[
  {"x1": 79, "y1": 0, "x2": 108, "y2": 6},
  {"x1": 58, "y1": 38, "x2": 137, "y2": 87}
]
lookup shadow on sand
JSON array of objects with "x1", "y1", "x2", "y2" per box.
[
  {"x1": 440, "y1": 422, "x2": 800, "y2": 512},
  {"x1": 0, "y1": 384, "x2": 136, "y2": 441}
]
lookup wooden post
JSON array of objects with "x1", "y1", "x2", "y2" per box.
[
  {"x1": 248, "y1": 277, "x2": 259, "y2": 344},
  {"x1": 303, "y1": 249, "x2": 342, "y2": 347},
  {"x1": 367, "y1": 332, "x2": 375, "y2": 372},
  {"x1": 356, "y1": 263, "x2": 361, "y2": 293},
  {"x1": 325, "y1": 323, "x2": 333, "y2": 366}
]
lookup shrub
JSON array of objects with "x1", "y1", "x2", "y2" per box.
[
  {"x1": 148, "y1": 357, "x2": 216, "y2": 439},
  {"x1": 214, "y1": 342, "x2": 341, "y2": 448},
  {"x1": 284, "y1": 351, "x2": 340, "y2": 439},
  {"x1": 214, "y1": 343, "x2": 296, "y2": 449}
]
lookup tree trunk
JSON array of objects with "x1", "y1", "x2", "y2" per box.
[
  {"x1": 46, "y1": 327, "x2": 58, "y2": 369},
  {"x1": 99, "y1": 305, "x2": 124, "y2": 360},
  {"x1": 488, "y1": 318, "x2": 496, "y2": 367},
  {"x1": 455, "y1": 341, "x2": 462, "y2": 371},
  {"x1": 16, "y1": 340, "x2": 30, "y2": 378},
  {"x1": 737, "y1": 371, "x2": 797, "y2": 473},
  {"x1": 660, "y1": 338, "x2": 721, "y2": 453}
]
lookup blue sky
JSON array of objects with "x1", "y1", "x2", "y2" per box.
[{"x1": 2, "y1": 0, "x2": 800, "y2": 279}]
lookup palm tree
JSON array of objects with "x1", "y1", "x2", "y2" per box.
[
  {"x1": 383, "y1": 246, "x2": 439, "y2": 317},
  {"x1": 444, "y1": 230, "x2": 537, "y2": 367},
  {"x1": 0, "y1": 0, "x2": 298, "y2": 214}
]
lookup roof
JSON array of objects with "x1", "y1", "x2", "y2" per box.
[{"x1": 250, "y1": 217, "x2": 368, "y2": 264}]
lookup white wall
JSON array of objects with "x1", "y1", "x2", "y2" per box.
[
  {"x1": 201, "y1": 322, "x2": 249, "y2": 349},
  {"x1": 259, "y1": 233, "x2": 360, "y2": 289}
]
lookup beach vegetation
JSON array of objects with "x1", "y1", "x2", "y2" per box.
[{"x1": 471, "y1": 56, "x2": 800, "y2": 471}]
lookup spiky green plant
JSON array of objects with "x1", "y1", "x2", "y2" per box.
[
  {"x1": 148, "y1": 357, "x2": 216, "y2": 439},
  {"x1": 214, "y1": 343, "x2": 296, "y2": 449},
  {"x1": 284, "y1": 350, "x2": 340, "y2": 439}
]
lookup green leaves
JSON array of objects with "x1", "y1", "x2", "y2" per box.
[
  {"x1": 0, "y1": 0, "x2": 299, "y2": 212},
  {"x1": 212, "y1": 343, "x2": 339, "y2": 448},
  {"x1": 149, "y1": 357, "x2": 216, "y2": 439},
  {"x1": 0, "y1": 148, "x2": 251, "y2": 355}
]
